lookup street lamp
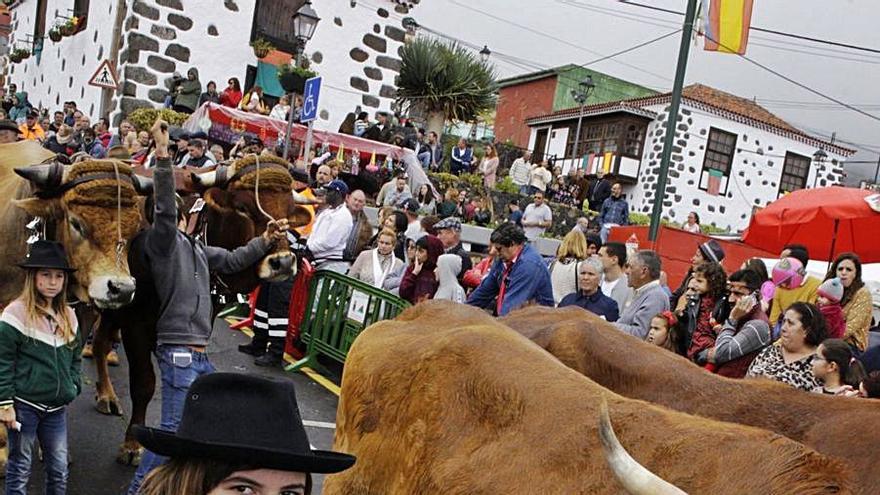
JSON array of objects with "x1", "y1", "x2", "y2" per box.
[
  {"x1": 569, "y1": 75, "x2": 596, "y2": 172},
  {"x1": 812, "y1": 147, "x2": 827, "y2": 188},
  {"x1": 284, "y1": 0, "x2": 321, "y2": 161},
  {"x1": 479, "y1": 45, "x2": 491, "y2": 63}
]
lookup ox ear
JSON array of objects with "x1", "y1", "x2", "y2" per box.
[
  {"x1": 13, "y1": 197, "x2": 63, "y2": 219},
  {"x1": 287, "y1": 203, "x2": 313, "y2": 229},
  {"x1": 203, "y1": 188, "x2": 234, "y2": 212},
  {"x1": 131, "y1": 175, "x2": 154, "y2": 196}
]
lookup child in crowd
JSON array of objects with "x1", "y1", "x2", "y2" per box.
[
  {"x1": 0, "y1": 241, "x2": 82, "y2": 494},
  {"x1": 812, "y1": 338, "x2": 866, "y2": 396},
  {"x1": 859, "y1": 371, "x2": 880, "y2": 399},
  {"x1": 434, "y1": 254, "x2": 466, "y2": 303},
  {"x1": 646, "y1": 311, "x2": 678, "y2": 352},
  {"x1": 677, "y1": 262, "x2": 727, "y2": 365},
  {"x1": 816, "y1": 278, "x2": 846, "y2": 339}
]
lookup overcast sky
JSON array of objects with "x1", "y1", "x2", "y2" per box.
[{"x1": 413, "y1": 0, "x2": 879, "y2": 183}]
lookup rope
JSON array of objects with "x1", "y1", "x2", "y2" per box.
[
  {"x1": 250, "y1": 153, "x2": 277, "y2": 223},
  {"x1": 110, "y1": 160, "x2": 125, "y2": 268}
]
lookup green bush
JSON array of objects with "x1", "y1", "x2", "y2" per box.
[
  {"x1": 128, "y1": 108, "x2": 189, "y2": 132},
  {"x1": 494, "y1": 176, "x2": 519, "y2": 195},
  {"x1": 458, "y1": 172, "x2": 484, "y2": 191}
]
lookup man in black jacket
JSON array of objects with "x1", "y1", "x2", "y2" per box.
[
  {"x1": 434, "y1": 217, "x2": 473, "y2": 280},
  {"x1": 587, "y1": 169, "x2": 612, "y2": 212}
]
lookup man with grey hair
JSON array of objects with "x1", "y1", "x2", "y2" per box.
[
  {"x1": 558, "y1": 257, "x2": 619, "y2": 322},
  {"x1": 614, "y1": 250, "x2": 669, "y2": 339}
]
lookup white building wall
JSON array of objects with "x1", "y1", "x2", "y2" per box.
[{"x1": 628, "y1": 102, "x2": 847, "y2": 232}]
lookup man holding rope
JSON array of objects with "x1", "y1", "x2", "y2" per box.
[{"x1": 127, "y1": 120, "x2": 289, "y2": 494}]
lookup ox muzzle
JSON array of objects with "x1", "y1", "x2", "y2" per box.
[{"x1": 89, "y1": 275, "x2": 137, "y2": 309}]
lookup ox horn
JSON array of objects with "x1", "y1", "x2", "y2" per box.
[
  {"x1": 14, "y1": 163, "x2": 66, "y2": 190},
  {"x1": 131, "y1": 175, "x2": 154, "y2": 195},
  {"x1": 191, "y1": 164, "x2": 231, "y2": 188},
  {"x1": 598, "y1": 399, "x2": 688, "y2": 495}
]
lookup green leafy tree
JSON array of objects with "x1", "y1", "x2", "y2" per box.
[{"x1": 396, "y1": 37, "x2": 498, "y2": 137}]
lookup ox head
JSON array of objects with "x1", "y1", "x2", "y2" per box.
[
  {"x1": 14, "y1": 160, "x2": 151, "y2": 308},
  {"x1": 191, "y1": 154, "x2": 311, "y2": 282}
]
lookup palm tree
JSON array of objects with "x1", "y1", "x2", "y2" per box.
[{"x1": 395, "y1": 37, "x2": 498, "y2": 137}]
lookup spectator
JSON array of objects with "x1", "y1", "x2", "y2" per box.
[
  {"x1": 507, "y1": 200, "x2": 523, "y2": 227},
  {"x1": 0, "y1": 119, "x2": 21, "y2": 144},
  {"x1": 240, "y1": 85, "x2": 269, "y2": 115},
  {"x1": 434, "y1": 217, "x2": 473, "y2": 279},
  {"x1": 705, "y1": 269, "x2": 772, "y2": 378},
  {"x1": 383, "y1": 236, "x2": 418, "y2": 294},
  {"x1": 382, "y1": 174, "x2": 413, "y2": 207},
  {"x1": 585, "y1": 232, "x2": 602, "y2": 256},
  {"x1": 353, "y1": 111, "x2": 370, "y2": 137},
  {"x1": 559, "y1": 257, "x2": 619, "y2": 322},
  {"x1": 670, "y1": 240, "x2": 726, "y2": 308},
  {"x1": 269, "y1": 94, "x2": 291, "y2": 121},
  {"x1": 421, "y1": 131, "x2": 443, "y2": 170},
  {"x1": 173, "y1": 68, "x2": 202, "y2": 114},
  {"x1": 8, "y1": 92, "x2": 32, "y2": 124},
  {"x1": 472, "y1": 196, "x2": 492, "y2": 227},
  {"x1": 197, "y1": 80, "x2": 220, "y2": 107},
  {"x1": 647, "y1": 311, "x2": 679, "y2": 352},
  {"x1": 79, "y1": 127, "x2": 107, "y2": 158},
  {"x1": 816, "y1": 278, "x2": 846, "y2": 339},
  {"x1": 682, "y1": 211, "x2": 702, "y2": 233},
  {"x1": 362, "y1": 111, "x2": 391, "y2": 143},
  {"x1": 389, "y1": 210, "x2": 410, "y2": 262},
  {"x1": 478, "y1": 143, "x2": 499, "y2": 188},
  {"x1": 241, "y1": 273, "x2": 296, "y2": 367},
  {"x1": 586, "y1": 168, "x2": 611, "y2": 212},
  {"x1": 450, "y1": 138, "x2": 473, "y2": 175},
  {"x1": 528, "y1": 159, "x2": 552, "y2": 195},
  {"x1": 179, "y1": 139, "x2": 215, "y2": 168},
  {"x1": 453, "y1": 190, "x2": 470, "y2": 220},
  {"x1": 290, "y1": 95, "x2": 304, "y2": 124},
  {"x1": 220, "y1": 77, "x2": 243, "y2": 108},
  {"x1": 133, "y1": 373, "x2": 355, "y2": 495},
  {"x1": 209, "y1": 144, "x2": 225, "y2": 162},
  {"x1": 860, "y1": 371, "x2": 880, "y2": 398},
  {"x1": 548, "y1": 175, "x2": 573, "y2": 205},
  {"x1": 598, "y1": 242, "x2": 632, "y2": 313},
  {"x1": 747, "y1": 302, "x2": 826, "y2": 392},
  {"x1": 614, "y1": 250, "x2": 670, "y2": 339},
  {"x1": 61, "y1": 100, "x2": 76, "y2": 126},
  {"x1": 769, "y1": 244, "x2": 821, "y2": 325},
  {"x1": 399, "y1": 234, "x2": 444, "y2": 304},
  {"x1": 401, "y1": 199, "x2": 424, "y2": 240},
  {"x1": 48, "y1": 110, "x2": 65, "y2": 133},
  {"x1": 338, "y1": 112, "x2": 356, "y2": 134},
  {"x1": 467, "y1": 223, "x2": 554, "y2": 316},
  {"x1": 415, "y1": 183, "x2": 436, "y2": 215},
  {"x1": 825, "y1": 253, "x2": 873, "y2": 352},
  {"x1": 349, "y1": 228, "x2": 403, "y2": 288},
  {"x1": 1, "y1": 84, "x2": 15, "y2": 114},
  {"x1": 549, "y1": 230, "x2": 588, "y2": 305},
  {"x1": 342, "y1": 189, "x2": 373, "y2": 263},
  {"x1": 434, "y1": 254, "x2": 466, "y2": 303},
  {"x1": 0, "y1": 241, "x2": 81, "y2": 495},
  {"x1": 508, "y1": 151, "x2": 532, "y2": 195},
  {"x1": 108, "y1": 120, "x2": 134, "y2": 148},
  {"x1": 18, "y1": 111, "x2": 45, "y2": 141},
  {"x1": 306, "y1": 180, "x2": 354, "y2": 273},
  {"x1": 313, "y1": 163, "x2": 333, "y2": 189},
  {"x1": 676, "y1": 262, "x2": 727, "y2": 362},
  {"x1": 95, "y1": 117, "x2": 113, "y2": 147},
  {"x1": 570, "y1": 168, "x2": 590, "y2": 209},
  {"x1": 44, "y1": 124, "x2": 74, "y2": 155},
  {"x1": 521, "y1": 191, "x2": 553, "y2": 242},
  {"x1": 463, "y1": 248, "x2": 495, "y2": 291},
  {"x1": 812, "y1": 338, "x2": 866, "y2": 396},
  {"x1": 598, "y1": 182, "x2": 629, "y2": 243},
  {"x1": 437, "y1": 187, "x2": 458, "y2": 218},
  {"x1": 741, "y1": 257, "x2": 770, "y2": 284}
]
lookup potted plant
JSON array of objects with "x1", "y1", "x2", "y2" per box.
[
  {"x1": 59, "y1": 16, "x2": 77, "y2": 36},
  {"x1": 250, "y1": 38, "x2": 274, "y2": 59},
  {"x1": 9, "y1": 48, "x2": 30, "y2": 63},
  {"x1": 48, "y1": 26, "x2": 63, "y2": 42},
  {"x1": 278, "y1": 62, "x2": 318, "y2": 94}
]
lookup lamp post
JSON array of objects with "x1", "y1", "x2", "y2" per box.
[
  {"x1": 479, "y1": 45, "x2": 491, "y2": 63},
  {"x1": 569, "y1": 75, "x2": 595, "y2": 173},
  {"x1": 812, "y1": 148, "x2": 827, "y2": 188},
  {"x1": 283, "y1": 0, "x2": 321, "y2": 162}
]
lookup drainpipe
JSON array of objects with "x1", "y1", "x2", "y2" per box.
[{"x1": 100, "y1": 0, "x2": 128, "y2": 119}]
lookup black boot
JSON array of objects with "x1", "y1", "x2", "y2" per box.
[
  {"x1": 238, "y1": 340, "x2": 267, "y2": 356},
  {"x1": 254, "y1": 350, "x2": 283, "y2": 367}
]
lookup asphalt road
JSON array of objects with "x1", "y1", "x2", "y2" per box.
[{"x1": 21, "y1": 318, "x2": 341, "y2": 495}]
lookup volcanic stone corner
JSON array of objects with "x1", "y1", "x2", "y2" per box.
[
  {"x1": 147, "y1": 55, "x2": 176, "y2": 73},
  {"x1": 156, "y1": 0, "x2": 183, "y2": 11},
  {"x1": 125, "y1": 66, "x2": 157, "y2": 86},
  {"x1": 376, "y1": 55, "x2": 401, "y2": 72},
  {"x1": 363, "y1": 34, "x2": 387, "y2": 53},
  {"x1": 165, "y1": 43, "x2": 191, "y2": 63},
  {"x1": 150, "y1": 24, "x2": 177, "y2": 40},
  {"x1": 363, "y1": 67, "x2": 383, "y2": 81},
  {"x1": 168, "y1": 13, "x2": 193, "y2": 31},
  {"x1": 350, "y1": 77, "x2": 369, "y2": 92},
  {"x1": 132, "y1": 0, "x2": 159, "y2": 21}
]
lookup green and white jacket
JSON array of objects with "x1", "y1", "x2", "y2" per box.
[{"x1": 0, "y1": 300, "x2": 82, "y2": 412}]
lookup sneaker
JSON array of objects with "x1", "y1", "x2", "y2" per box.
[
  {"x1": 238, "y1": 342, "x2": 266, "y2": 356},
  {"x1": 107, "y1": 349, "x2": 120, "y2": 367},
  {"x1": 254, "y1": 352, "x2": 283, "y2": 367},
  {"x1": 81, "y1": 343, "x2": 94, "y2": 358}
]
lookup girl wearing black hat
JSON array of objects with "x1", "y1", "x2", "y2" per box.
[{"x1": 0, "y1": 240, "x2": 81, "y2": 494}]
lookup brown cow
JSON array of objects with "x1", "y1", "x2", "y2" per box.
[
  {"x1": 90, "y1": 153, "x2": 312, "y2": 465},
  {"x1": 324, "y1": 301, "x2": 851, "y2": 494},
  {"x1": 501, "y1": 305, "x2": 880, "y2": 494}
]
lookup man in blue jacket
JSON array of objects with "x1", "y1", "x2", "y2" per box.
[{"x1": 467, "y1": 223, "x2": 554, "y2": 316}]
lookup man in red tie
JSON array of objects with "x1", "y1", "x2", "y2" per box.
[{"x1": 467, "y1": 223, "x2": 554, "y2": 316}]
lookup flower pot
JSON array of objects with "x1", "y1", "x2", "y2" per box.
[
  {"x1": 279, "y1": 72, "x2": 307, "y2": 94},
  {"x1": 9, "y1": 53, "x2": 22, "y2": 63},
  {"x1": 59, "y1": 24, "x2": 76, "y2": 36},
  {"x1": 49, "y1": 30, "x2": 63, "y2": 42},
  {"x1": 253, "y1": 47, "x2": 270, "y2": 59}
]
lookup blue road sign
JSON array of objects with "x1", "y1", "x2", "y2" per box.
[{"x1": 301, "y1": 76, "x2": 322, "y2": 123}]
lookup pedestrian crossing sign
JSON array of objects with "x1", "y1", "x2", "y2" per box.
[{"x1": 88, "y1": 60, "x2": 120, "y2": 90}]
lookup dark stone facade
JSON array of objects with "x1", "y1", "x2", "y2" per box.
[{"x1": 168, "y1": 13, "x2": 193, "y2": 31}]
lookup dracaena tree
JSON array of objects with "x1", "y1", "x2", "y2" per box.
[{"x1": 395, "y1": 37, "x2": 498, "y2": 137}]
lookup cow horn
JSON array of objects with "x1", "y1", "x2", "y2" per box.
[
  {"x1": 131, "y1": 175, "x2": 154, "y2": 195},
  {"x1": 14, "y1": 163, "x2": 66, "y2": 190},
  {"x1": 598, "y1": 399, "x2": 688, "y2": 495},
  {"x1": 191, "y1": 164, "x2": 231, "y2": 188}
]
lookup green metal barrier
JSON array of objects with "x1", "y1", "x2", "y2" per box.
[{"x1": 285, "y1": 269, "x2": 410, "y2": 374}]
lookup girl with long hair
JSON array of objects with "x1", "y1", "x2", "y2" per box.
[
  {"x1": 825, "y1": 252, "x2": 873, "y2": 351},
  {"x1": 812, "y1": 338, "x2": 867, "y2": 396},
  {"x1": 0, "y1": 241, "x2": 81, "y2": 494}
]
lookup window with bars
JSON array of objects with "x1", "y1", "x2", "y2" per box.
[
  {"x1": 779, "y1": 151, "x2": 811, "y2": 194},
  {"x1": 564, "y1": 118, "x2": 646, "y2": 159},
  {"x1": 701, "y1": 127, "x2": 737, "y2": 175},
  {"x1": 73, "y1": 0, "x2": 90, "y2": 29},
  {"x1": 252, "y1": 0, "x2": 308, "y2": 53}
]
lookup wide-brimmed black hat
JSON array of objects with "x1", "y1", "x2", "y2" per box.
[
  {"x1": 19, "y1": 240, "x2": 76, "y2": 272},
  {"x1": 133, "y1": 373, "x2": 356, "y2": 473},
  {"x1": 0, "y1": 119, "x2": 21, "y2": 133}
]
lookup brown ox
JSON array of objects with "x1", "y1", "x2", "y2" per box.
[
  {"x1": 324, "y1": 301, "x2": 851, "y2": 494},
  {"x1": 90, "y1": 154, "x2": 311, "y2": 465},
  {"x1": 501, "y1": 305, "x2": 880, "y2": 493}
]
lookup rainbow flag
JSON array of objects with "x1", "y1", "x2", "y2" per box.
[{"x1": 703, "y1": 0, "x2": 754, "y2": 55}]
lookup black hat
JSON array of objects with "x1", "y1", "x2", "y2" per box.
[
  {"x1": 133, "y1": 373, "x2": 356, "y2": 473},
  {"x1": 289, "y1": 167, "x2": 310, "y2": 184},
  {"x1": 18, "y1": 240, "x2": 76, "y2": 272},
  {"x1": 0, "y1": 119, "x2": 21, "y2": 133},
  {"x1": 401, "y1": 197, "x2": 420, "y2": 213},
  {"x1": 698, "y1": 239, "x2": 725, "y2": 264}
]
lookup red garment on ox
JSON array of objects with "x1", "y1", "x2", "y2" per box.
[{"x1": 742, "y1": 186, "x2": 880, "y2": 262}]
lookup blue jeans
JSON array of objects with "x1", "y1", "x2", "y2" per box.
[
  {"x1": 418, "y1": 151, "x2": 431, "y2": 169},
  {"x1": 5, "y1": 402, "x2": 69, "y2": 495},
  {"x1": 127, "y1": 345, "x2": 215, "y2": 495}
]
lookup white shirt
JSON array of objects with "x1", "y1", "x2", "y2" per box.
[
  {"x1": 601, "y1": 276, "x2": 621, "y2": 298},
  {"x1": 306, "y1": 204, "x2": 353, "y2": 262},
  {"x1": 522, "y1": 203, "x2": 552, "y2": 241}
]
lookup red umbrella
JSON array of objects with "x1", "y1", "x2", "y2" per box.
[{"x1": 742, "y1": 186, "x2": 880, "y2": 263}]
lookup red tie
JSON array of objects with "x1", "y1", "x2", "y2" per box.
[{"x1": 496, "y1": 261, "x2": 513, "y2": 315}]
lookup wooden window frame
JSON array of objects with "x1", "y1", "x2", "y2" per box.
[
  {"x1": 698, "y1": 127, "x2": 737, "y2": 196},
  {"x1": 778, "y1": 151, "x2": 811, "y2": 195}
]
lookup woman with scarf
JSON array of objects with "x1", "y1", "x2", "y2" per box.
[
  {"x1": 399, "y1": 235, "x2": 444, "y2": 304},
  {"x1": 349, "y1": 229, "x2": 403, "y2": 288}
]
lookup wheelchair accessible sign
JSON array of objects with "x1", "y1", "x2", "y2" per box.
[{"x1": 301, "y1": 76, "x2": 321, "y2": 123}]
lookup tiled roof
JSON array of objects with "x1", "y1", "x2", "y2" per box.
[{"x1": 525, "y1": 83, "x2": 855, "y2": 156}]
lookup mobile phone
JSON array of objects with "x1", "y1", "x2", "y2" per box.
[{"x1": 172, "y1": 351, "x2": 192, "y2": 368}]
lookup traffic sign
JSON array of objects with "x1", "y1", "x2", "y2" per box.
[
  {"x1": 301, "y1": 76, "x2": 322, "y2": 123},
  {"x1": 88, "y1": 60, "x2": 120, "y2": 90}
]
